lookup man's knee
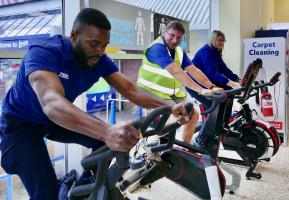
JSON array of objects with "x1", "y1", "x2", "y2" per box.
[{"x1": 191, "y1": 108, "x2": 199, "y2": 122}]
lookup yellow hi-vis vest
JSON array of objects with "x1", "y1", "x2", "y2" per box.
[{"x1": 137, "y1": 37, "x2": 186, "y2": 100}]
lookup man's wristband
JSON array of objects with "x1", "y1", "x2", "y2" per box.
[{"x1": 209, "y1": 85, "x2": 216, "y2": 89}]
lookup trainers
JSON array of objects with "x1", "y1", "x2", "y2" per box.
[{"x1": 192, "y1": 135, "x2": 207, "y2": 148}]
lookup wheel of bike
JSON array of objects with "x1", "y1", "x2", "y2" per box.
[{"x1": 237, "y1": 122, "x2": 280, "y2": 160}]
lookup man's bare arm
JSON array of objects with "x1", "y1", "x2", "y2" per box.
[
  {"x1": 166, "y1": 63, "x2": 207, "y2": 93},
  {"x1": 29, "y1": 70, "x2": 109, "y2": 140}
]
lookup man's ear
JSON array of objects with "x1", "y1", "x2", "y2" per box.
[{"x1": 70, "y1": 30, "x2": 78, "y2": 42}]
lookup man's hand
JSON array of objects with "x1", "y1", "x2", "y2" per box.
[
  {"x1": 212, "y1": 86, "x2": 224, "y2": 94},
  {"x1": 227, "y1": 80, "x2": 242, "y2": 89},
  {"x1": 103, "y1": 123, "x2": 140, "y2": 152},
  {"x1": 200, "y1": 88, "x2": 214, "y2": 96},
  {"x1": 171, "y1": 102, "x2": 194, "y2": 124}
]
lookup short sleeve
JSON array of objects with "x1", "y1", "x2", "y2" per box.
[
  {"x1": 98, "y1": 55, "x2": 119, "y2": 78},
  {"x1": 146, "y1": 43, "x2": 174, "y2": 69},
  {"x1": 182, "y1": 52, "x2": 193, "y2": 69},
  {"x1": 25, "y1": 46, "x2": 60, "y2": 77}
]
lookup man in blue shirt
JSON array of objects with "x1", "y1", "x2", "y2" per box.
[
  {"x1": 137, "y1": 21, "x2": 223, "y2": 144},
  {"x1": 0, "y1": 8, "x2": 191, "y2": 200}
]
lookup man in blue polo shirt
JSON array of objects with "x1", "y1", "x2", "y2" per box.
[
  {"x1": 0, "y1": 8, "x2": 191, "y2": 200},
  {"x1": 137, "y1": 21, "x2": 223, "y2": 144}
]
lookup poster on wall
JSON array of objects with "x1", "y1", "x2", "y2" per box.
[
  {"x1": 153, "y1": 13, "x2": 189, "y2": 52},
  {"x1": 243, "y1": 37, "x2": 287, "y2": 143},
  {"x1": 91, "y1": 0, "x2": 151, "y2": 51},
  {"x1": 86, "y1": 78, "x2": 116, "y2": 113}
]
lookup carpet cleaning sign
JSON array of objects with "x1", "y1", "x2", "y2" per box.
[
  {"x1": 243, "y1": 37, "x2": 286, "y2": 134},
  {"x1": 248, "y1": 41, "x2": 280, "y2": 56}
]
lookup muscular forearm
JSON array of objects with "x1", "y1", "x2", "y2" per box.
[
  {"x1": 43, "y1": 93, "x2": 108, "y2": 140},
  {"x1": 166, "y1": 63, "x2": 203, "y2": 93},
  {"x1": 186, "y1": 66, "x2": 214, "y2": 88}
]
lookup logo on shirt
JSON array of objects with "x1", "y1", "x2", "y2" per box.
[{"x1": 59, "y1": 72, "x2": 69, "y2": 80}]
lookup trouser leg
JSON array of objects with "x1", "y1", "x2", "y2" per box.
[
  {"x1": 45, "y1": 123, "x2": 105, "y2": 150},
  {"x1": 1, "y1": 134, "x2": 58, "y2": 200}
]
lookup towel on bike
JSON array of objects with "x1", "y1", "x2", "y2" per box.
[{"x1": 58, "y1": 169, "x2": 77, "y2": 200}]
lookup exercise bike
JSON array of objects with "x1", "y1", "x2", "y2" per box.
[
  {"x1": 68, "y1": 59, "x2": 276, "y2": 200},
  {"x1": 195, "y1": 59, "x2": 281, "y2": 180},
  {"x1": 68, "y1": 102, "x2": 194, "y2": 200},
  {"x1": 120, "y1": 59, "x2": 279, "y2": 199},
  {"x1": 220, "y1": 61, "x2": 281, "y2": 180},
  {"x1": 68, "y1": 90, "x2": 233, "y2": 200},
  {"x1": 118, "y1": 58, "x2": 280, "y2": 200}
]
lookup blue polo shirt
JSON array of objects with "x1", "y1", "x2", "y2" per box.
[
  {"x1": 1, "y1": 35, "x2": 118, "y2": 126},
  {"x1": 146, "y1": 37, "x2": 192, "y2": 70},
  {"x1": 192, "y1": 44, "x2": 239, "y2": 87}
]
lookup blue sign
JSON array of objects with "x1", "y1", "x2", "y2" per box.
[
  {"x1": 0, "y1": 34, "x2": 50, "y2": 50},
  {"x1": 86, "y1": 91, "x2": 116, "y2": 113},
  {"x1": 109, "y1": 17, "x2": 135, "y2": 46}
]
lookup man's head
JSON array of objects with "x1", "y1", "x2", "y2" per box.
[
  {"x1": 71, "y1": 8, "x2": 111, "y2": 68},
  {"x1": 163, "y1": 20, "x2": 185, "y2": 50}
]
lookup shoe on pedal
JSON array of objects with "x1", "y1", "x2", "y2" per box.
[{"x1": 192, "y1": 135, "x2": 207, "y2": 149}]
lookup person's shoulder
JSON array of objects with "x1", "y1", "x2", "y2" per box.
[
  {"x1": 197, "y1": 44, "x2": 213, "y2": 55},
  {"x1": 150, "y1": 42, "x2": 166, "y2": 50},
  {"x1": 147, "y1": 43, "x2": 167, "y2": 56},
  {"x1": 29, "y1": 35, "x2": 65, "y2": 54},
  {"x1": 200, "y1": 44, "x2": 211, "y2": 51},
  {"x1": 99, "y1": 54, "x2": 113, "y2": 63},
  {"x1": 97, "y1": 54, "x2": 118, "y2": 68}
]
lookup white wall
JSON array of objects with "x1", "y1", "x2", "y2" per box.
[{"x1": 219, "y1": 0, "x2": 241, "y2": 75}]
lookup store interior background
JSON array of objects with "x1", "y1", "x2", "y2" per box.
[{"x1": 1, "y1": 0, "x2": 289, "y2": 199}]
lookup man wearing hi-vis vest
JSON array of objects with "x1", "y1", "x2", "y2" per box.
[{"x1": 137, "y1": 21, "x2": 223, "y2": 145}]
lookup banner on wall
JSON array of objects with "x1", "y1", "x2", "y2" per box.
[
  {"x1": 153, "y1": 13, "x2": 189, "y2": 52},
  {"x1": 243, "y1": 37, "x2": 287, "y2": 142},
  {"x1": 91, "y1": 0, "x2": 151, "y2": 51},
  {"x1": 86, "y1": 78, "x2": 116, "y2": 113},
  {"x1": 0, "y1": 34, "x2": 50, "y2": 50}
]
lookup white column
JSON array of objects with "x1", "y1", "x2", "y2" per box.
[
  {"x1": 210, "y1": 0, "x2": 220, "y2": 32},
  {"x1": 63, "y1": 0, "x2": 89, "y2": 175}
]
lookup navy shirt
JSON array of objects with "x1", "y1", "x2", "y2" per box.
[
  {"x1": 146, "y1": 37, "x2": 192, "y2": 70},
  {"x1": 1, "y1": 35, "x2": 118, "y2": 125},
  {"x1": 192, "y1": 44, "x2": 239, "y2": 87}
]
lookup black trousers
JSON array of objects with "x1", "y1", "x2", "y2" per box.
[{"x1": 0, "y1": 115, "x2": 104, "y2": 200}]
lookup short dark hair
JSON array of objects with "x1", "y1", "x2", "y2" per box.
[
  {"x1": 72, "y1": 8, "x2": 111, "y2": 31},
  {"x1": 165, "y1": 20, "x2": 185, "y2": 34}
]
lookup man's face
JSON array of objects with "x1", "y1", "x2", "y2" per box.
[
  {"x1": 163, "y1": 28, "x2": 183, "y2": 50},
  {"x1": 71, "y1": 25, "x2": 110, "y2": 69}
]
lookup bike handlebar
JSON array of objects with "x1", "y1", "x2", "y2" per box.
[
  {"x1": 81, "y1": 103, "x2": 193, "y2": 169},
  {"x1": 201, "y1": 86, "x2": 245, "y2": 115}
]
